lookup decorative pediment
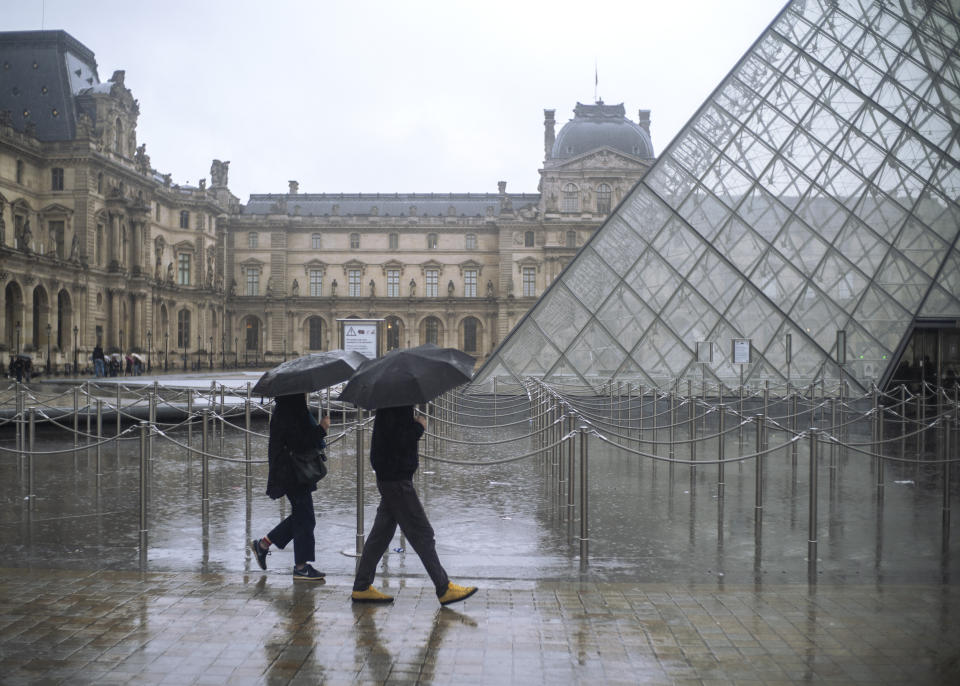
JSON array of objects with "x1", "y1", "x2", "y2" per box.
[
  {"x1": 517, "y1": 257, "x2": 540, "y2": 273},
  {"x1": 302, "y1": 259, "x2": 327, "y2": 276},
  {"x1": 381, "y1": 259, "x2": 404, "y2": 275},
  {"x1": 10, "y1": 198, "x2": 32, "y2": 212},
  {"x1": 458, "y1": 259, "x2": 483, "y2": 277},
  {"x1": 342, "y1": 259, "x2": 366, "y2": 276},
  {"x1": 549, "y1": 146, "x2": 646, "y2": 171},
  {"x1": 174, "y1": 240, "x2": 195, "y2": 253},
  {"x1": 419, "y1": 259, "x2": 444, "y2": 276},
  {"x1": 240, "y1": 257, "x2": 264, "y2": 272},
  {"x1": 40, "y1": 203, "x2": 74, "y2": 216}
]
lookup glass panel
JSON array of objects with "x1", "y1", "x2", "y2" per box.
[
  {"x1": 625, "y1": 250, "x2": 682, "y2": 311},
  {"x1": 565, "y1": 322, "x2": 626, "y2": 378},
  {"x1": 661, "y1": 285, "x2": 720, "y2": 342},
  {"x1": 530, "y1": 284, "x2": 591, "y2": 351},
  {"x1": 590, "y1": 218, "x2": 646, "y2": 278},
  {"x1": 595, "y1": 286, "x2": 657, "y2": 355},
  {"x1": 894, "y1": 218, "x2": 948, "y2": 277},
  {"x1": 714, "y1": 216, "x2": 765, "y2": 274},
  {"x1": 651, "y1": 219, "x2": 706, "y2": 278},
  {"x1": 561, "y1": 249, "x2": 619, "y2": 313},
  {"x1": 687, "y1": 252, "x2": 743, "y2": 314},
  {"x1": 678, "y1": 189, "x2": 731, "y2": 241},
  {"x1": 875, "y1": 251, "x2": 931, "y2": 312},
  {"x1": 850, "y1": 284, "x2": 909, "y2": 352}
]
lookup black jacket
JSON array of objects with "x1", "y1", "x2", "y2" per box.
[
  {"x1": 369, "y1": 406, "x2": 424, "y2": 481},
  {"x1": 265, "y1": 395, "x2": 327, "y2": 499}
]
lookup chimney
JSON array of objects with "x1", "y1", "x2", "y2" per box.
[
  {"x1": 288, "y1": 180, "x2": 299, "y2": 194},
  {"x1": 543, "y1": 109, "x2": 556, "y2": 160},
  {"x1": 497, "y1": 181, "x2": 507, "y2": 195},
  {"x1": 637, "y1": 109, "x2": 651, "y2": 135}
]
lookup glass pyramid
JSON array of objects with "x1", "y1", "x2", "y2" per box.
[{"x1": 474, "y1": 0, "x2": 960, "y2": 393}]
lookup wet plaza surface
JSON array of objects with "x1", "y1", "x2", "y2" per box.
[{"x1": 1, "y1": 375, "x2": 959, "y2": 684}]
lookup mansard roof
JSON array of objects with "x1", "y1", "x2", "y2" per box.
[{"x1": 242, "y1": 192, "x2": 540, "y2": 218}]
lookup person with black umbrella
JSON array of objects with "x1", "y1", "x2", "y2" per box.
[
  {"x1": 351, "y1": 405, "x2": 476, "y2": 605},
  {"x1": 250, "y1": 393, "x2": 329, "y2": 580}
]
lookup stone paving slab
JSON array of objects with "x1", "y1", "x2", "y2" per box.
[{"x1": 1, "y1": 567, "x2": 958, "y2": 685}]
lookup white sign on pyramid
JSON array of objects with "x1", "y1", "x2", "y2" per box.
[{"x1": 473, "y1": 0, "x2": 960, "y2": 393}]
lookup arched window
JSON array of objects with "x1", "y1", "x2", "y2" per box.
[
  {"x1": 385, "y1": 316, "x2": 402, "y2": 351},
  {"x1": 311, "y1": 233, "x2": 322, "y2": 249},
  {"x1": 424, "y1": 317, "x2": 440, "y2": 345},
  {"x1": 566, "y1": 230, "x2": 577, "y2": 248},
  {"x1": 596, "y1": 183, "x2": 612, "y2": 213},
  {"x1": 245, "y1": 317, "x2": 260, "y2": 350},
  {"x1": 562, "y1": 183, "x2": 579, "y2": 212},
  {"x1": 177, "y1": 309, "x2": 191, "y2": 348},
  {"x1": 308, "y1": 317, "x2": 323, "y2": 350},
  {"x1": 462, "y1": 317, "x2": 479, "y2": 353},
  {"x1": 524, "y1": 231, "x2": 534, "y2": 248}
]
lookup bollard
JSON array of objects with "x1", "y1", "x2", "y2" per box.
[
  {"x1": 355, "y1": 408, "x2": 366, "y2": 556},
  {"x1": 579, "y1": 425, "x2": 589, "y2": 562},
  {"x1": 139, "y1": 421, "x2": 149, "y2": 562},
  {"x1": 755, "y1": 414, "x2": 764, "y2": 523},
  {"x1": 201, "y1": 409, "x2": 210, "y2": 518},
  {"x1": 27, "y1": 407, "x2": 36, "y2": 510},
  {"x1": 717, "y1": 404, "x2": 725, "y2": 498},
  {"x1": 96, "y1": 399, "x2": 103, "y2": 477},
  {"x1": 808, "y1": 428, "x2": 819, "y2": 571}
]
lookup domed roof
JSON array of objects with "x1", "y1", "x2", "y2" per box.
[{"x1": 551, "y1": 101, "x2": 654, "y2": 160}]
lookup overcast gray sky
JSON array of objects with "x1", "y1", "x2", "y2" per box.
[{"x1": 5, "y1": 0, "x2": 780, "y2": 202}]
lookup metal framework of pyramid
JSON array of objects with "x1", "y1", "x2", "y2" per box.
[{"x1": 474, "y1": 0, "x2": 960, "y2": 393}]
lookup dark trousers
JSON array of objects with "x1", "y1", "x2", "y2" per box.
[
  {"x1": 353, "y1": 479, "x2": 449, "y2": 594},
  {"x1": 267, "y1": 489, "x2": 316, "y2": 566}
]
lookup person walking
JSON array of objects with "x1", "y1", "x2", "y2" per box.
[
  {"x1": 351, "y1": 405, "x2": 477, "y2": 605},
  {"x1": 92, "y1": 343, "x2": 105, "y2": 378},
  {"x1": 250, "y1": 393, "x2": 329, "y2": 580}
]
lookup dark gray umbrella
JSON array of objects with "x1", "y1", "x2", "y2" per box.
[
  {"x1": 338, "y1": 343, "x2": 475, "y2": 410},
  {"x1": 252, "y1": 349, "x2": 368, "y2": 397}
]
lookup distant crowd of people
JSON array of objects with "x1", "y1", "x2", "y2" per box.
[{"x1": 92, "y1": 343, "x2": 144, "y2": 378}]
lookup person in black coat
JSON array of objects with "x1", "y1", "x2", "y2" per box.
[
  {"x1": 250, "y1": 393, "x2": 329, "y2": 580},
  {"x1": 351, "y1": 405, "x2": 477, "y2": 605}
]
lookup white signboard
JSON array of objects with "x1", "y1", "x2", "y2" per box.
[
  {"x1": 343, "y1": 323, "x2": 378, "y2": 358},
  {"x1": 732, "y1": 338, "x2": 751, "y2": 365}
]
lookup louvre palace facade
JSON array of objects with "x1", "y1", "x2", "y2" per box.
[{"x1": 0, "y1": 30, "x2": 654, "y2": 370}]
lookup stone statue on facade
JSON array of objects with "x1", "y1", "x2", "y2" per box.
[
  {"x1": 486, "y1": 279, "x2": 494, "y2": 297},
  {"x1": 447, "y1": 280, "x2": 455, "y2": 296},
  {"x1": 291, "y1": 278, "x2": 299, "y2": 296},
  {"x1": 134, "y1": 144, "x2": 151, "y2": 173},
  {"x1": 210, "y1": 160, "x2": 230, "y2": 187},
  {"x1": 409, "y1": 278, "x2": 416, "y2": 297},
  {"x1": 330, "y1": 279, "x2": 337, "y2": 296},
  {"x1": 155, "y1": 255, "x2": 162, "y2": 281},
  {"x1": 69, "y1": 234, "x2": 80, "y2": 262},
  {"x1": 369, "y1": 279, "x2": 376, "y2": 297},
  {"x1": 0, "y1": 200, "x2": 5, "y2": 246},
  {"x1": 20, "y1": 219, "x2": 32, "y2": 253},
  {"x1": 229, "y1": 279, "x2": 237, "y2": 296},
  {"x1": 166, "y1": 262, "x2": 174, "y2": 283}
]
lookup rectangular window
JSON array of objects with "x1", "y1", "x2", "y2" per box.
[
  {"x1": 425, "y1": 269, "x2": 438, "y2": 297},
  {"x1": 248, "y1": 232, "x2": 258, "y2": 249},
  {"x1": 312, "y1": 234, "x2": 322, "y2": 249},
  {"x1": 49, "y1": 221, "x2": 65, "y2": 259},
  {"x1": 464, "y1": 269, "x2": 477, "y2": 297},
  {"x1": 51, "y1": 167, "x2": 64, "y2": 191},
  {"x1": 309, "y1": 269, "x2": 323, "y2": 297},
  {"x1": 348, "y1": 269, "x2": 362, "y2": 297},
  {"x1": 465, "y1": 233, "x2": 477, "y2": 250},
  {"x1": 389, "y1": 233, "x2": 398, "y2": 250},
  {"x1": 350, "y1": 233, "x2": 360, "y2": 249},
  {"x1": 246, "y1": 269, "x2": 259, "y2": 295},
  {"x1": 178, "y1": 253, "x2": 191, "y2": 285},
  {"x1": 522, "y1": 267, "x2": 536, "y2": 297},
  {"x1": 155, "y1": 203, "x2": 161, "y2": 221},
  {"x1": 427, "y1": 233, "x2": 438, "y2": 249},
  {"x1": 387, "y1": 269, "x2": 400, "y2": 297},
  {"x1": 179, "y1": 211, "x2": 190, "y2": 229}
]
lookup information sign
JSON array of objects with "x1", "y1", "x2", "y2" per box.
[
  {"x1": 343, "y1": 323, "x2": 378, "y2": 358},
  {"x1": 732, "y1": 338, "x2": 751, "y2": 365}
]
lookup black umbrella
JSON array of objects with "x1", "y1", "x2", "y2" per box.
[
  {"x1": 338, "y1": 343, "x2": 475, "y2": 410},
  {"x1": 252, "y1": 349, "x2": 368, "y2": 397}
]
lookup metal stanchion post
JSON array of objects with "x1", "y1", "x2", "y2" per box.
[
  {"x1": 567, "y1": 414, "x2": 575, "y2": 519},
  {"x1": 27, "y1": 407, "x2": 36, "y2": 509},
  {"x1": 219, "y1": 384, "x2": 225, "y2": 455},
  {"x1": 245, "y1": 383, "x2": 252, "y2": 482},
  {"x1": 717, "y1": 404, "x2": 725, "y2": 498},
  {"x1": 139, "y1": 421, "x2": 148, "y2": 566},
  {"x1": 148, "y1": 388, "x2": 156, "y2": 460},
  {"x1": 73, "y1": 387, "x2": 80, "y2": 458},
  {"x1": 354, "y1": 408, "x2": 365, "y2": 557},
  {"x1": 668, "y1": 387, "x2": 676, "y2": 470},
  {"x1": 116, "y1": 383, "x2": 122, "y2": 437},
  {"x1": 187, "y1": 388, "x2": 194, "y2": 452},
  {"x1": 201, "y1": 409, "x2": 209, "y2": 519},
  {"x1": 578, "y1": 425, "x2": 589, "y2": 562},
  {"x1": 791, "y1": 392, "x2": 799, "y2": 474},
  {"x1": 943, "y1": 414, "x2": 952, "y2": 553},
  {"x1": 808, "y1": 428, "x2": 819, "y2": 573},
  {"x1": 96, "y1": 399, "x2": 103, "y2": 477},
  {"x1": 755, "y1": 414, "x2": 764, "y2": 524},
  {"x1": 830, "y1": 397, "x2": 837, "y2": 470}
]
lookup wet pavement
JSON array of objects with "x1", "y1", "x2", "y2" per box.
[{"x1": 1, "y1": 376, "x2": 959, "y2": 684}]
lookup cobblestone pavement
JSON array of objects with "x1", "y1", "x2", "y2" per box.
[{"x1": 1, "y1": 567, "x2": 958, "y2": 685}]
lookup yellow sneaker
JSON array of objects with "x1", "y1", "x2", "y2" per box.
[
  {"x1": 438, "y1": 582, "x2": 477, "y2": 606},
  {"x1": 351, "y1": 585, "x2": 394, "y2": 603}
]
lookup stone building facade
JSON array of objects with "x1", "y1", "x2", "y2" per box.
[{"x1": 0, "y1": 30, "x2": 653, "y2": 370}]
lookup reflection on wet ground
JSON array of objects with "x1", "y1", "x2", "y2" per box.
[{"x1": 1, "y1": 380, "x2": 959, "y2": 683}]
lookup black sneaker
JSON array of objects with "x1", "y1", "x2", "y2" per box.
[
  {"x1": 250, "y1": 540, "x2": 269, "y2": 571},
  {"x1": 293, "y1": 564, "x2": 325, "y2": 581}
]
